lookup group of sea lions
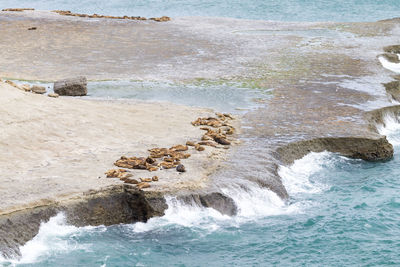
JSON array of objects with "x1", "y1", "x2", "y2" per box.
[
  {"x1": 1, "y1": 8, "x2": 171, "y2": 22},
  {"x1": 105, "y1": 113, "x2": 236, "y2": 189},
  {"x1": 51, "y1": 10, "x2": 170, "y2": 22}
]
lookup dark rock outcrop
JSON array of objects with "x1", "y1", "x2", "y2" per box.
[
  {"x1": 365, "y1": 105, "x2": 400, "y2": 132},
  {"x1": 384, "y1": 81, "x2": 400, "y2": 101},
  {"x1": 276, "y1": 136, "x2": 393, "y2": 165},
  {"x1": 384, "y1": 45, "x2": 400, "y2": 54},
  {"x1": 53, "y1": 76, "x2": 87, "y2": 96},
  {"x1": 381, "y1": 53, "x2": 400, "y2": 63},
  {"x1": 0, "y1": 186, "x2": 238, "y2": 259},
  {"x1": 178, "y1": 192, "x2": 237, "y2": 216}
]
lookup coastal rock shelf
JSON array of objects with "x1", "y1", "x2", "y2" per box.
[{"x1": 1, "y1": 9, "x2": 400, "y2": 260}]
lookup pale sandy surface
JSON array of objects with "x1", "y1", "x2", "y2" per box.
[{"x1": 0, "y1": 81, "x2": 232, "y2": 214}]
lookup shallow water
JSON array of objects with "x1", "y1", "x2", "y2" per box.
[
  {"x1": 84, "y1": 81, "x2": 269, "y2": 113},
  {"x1": 11, "y1": 80, "x2": 268, "y2": 113},
  {"x1": 2, "y1": 0, "x2": 400, "y2": 22}
]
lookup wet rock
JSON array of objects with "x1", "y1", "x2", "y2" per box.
[
  {"x1": 152, "y1": 176, "x2": 159, "y2": 181},
  {"x1": 381, "y1": 53, "x2": 400, "y2": 63},
  {"x1": 31, "y1": 85, "x2": 46, "y2": 94},
  {"x1": 137, "y1": 182, "x2": 151, "y2": 189},
  {"x1": 384, "y1": 45, "x2": 400, "y2": 54},
  {"x1": 176, "y1": 164, "x2": 186, "y2": 172},
  {"x1": 178, "y1": 192, "x2": 237, "y2": 216},
  {"x1": 48, "y1": 93, "x2": 59, "y2": 98},
  {"x1": 0, "y1": 187, "x2": 167, "y2": 258},
  {"x1": 140, "y1": 178, "x2": 152, "y2": 182},
  {"x1": 54, "y1": 76, "x2": 87, "y2": 96},
  {"x1": 276, "y1": 136, "x2": 394, "y2": 164}
]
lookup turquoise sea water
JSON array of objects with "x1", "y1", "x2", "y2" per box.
[{"x1": 2, "y1": 0, "x2": 400, "y2": 22}]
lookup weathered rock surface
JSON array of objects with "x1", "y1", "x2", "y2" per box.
[
  {"x1": 178, "y1": 192, "x2": 237, "y2": 216},
  {"x1": 384, "y1": 81, "x2": 400, "y2": 101},
  {"x1": 276, "y1": 136, "x2": 393, "y2": 165},
  {"x1": 53, "y1": 76, "x2": 87, "y2": 96}
]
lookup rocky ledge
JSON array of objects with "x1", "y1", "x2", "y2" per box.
[{"x1": 0, "y1": 185, "x2": 236, "y2": 258}]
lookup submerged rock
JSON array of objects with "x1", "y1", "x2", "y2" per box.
[{"x1": 54, "y1": 76, "x2": 87, "y2": 96}]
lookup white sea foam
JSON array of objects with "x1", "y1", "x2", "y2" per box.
[
  {"x1": 221, "y1": 183, "x2": 304, "y2": 219},
  {"x1": 376, "y1": 113, "x2": 400, "y2": 146},
  {"x1": 131, "y1": 196, "x2": 231, "y2": 233},
  {"x1": 379, "y1": 55, "x2": 400, "y2": 74},
  {"x1": 278, "y1": 151, "x2": 332, "y2": 195},
  {"x1": 0, "y1": 213, "x2": 100, "y2": 265}
]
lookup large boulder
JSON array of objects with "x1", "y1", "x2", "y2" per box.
[{"x1": 53, "y1": 77, "x2": 87, "y2": 96}]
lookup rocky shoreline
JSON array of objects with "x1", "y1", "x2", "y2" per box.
[{"x1": 1, "y1": 9, "x2": 400, "y2": 259}]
